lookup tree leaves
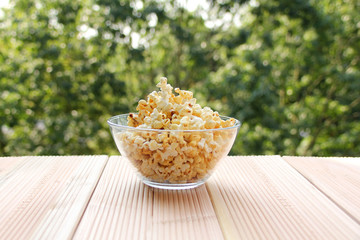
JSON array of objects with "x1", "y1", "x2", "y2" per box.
[{"x1": 0, "y1": 0, "x2": 359, "y2": 156}]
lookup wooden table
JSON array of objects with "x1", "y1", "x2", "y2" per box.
[{"x1": 0, "y1": 155, "x2": 359, "y2": 239}]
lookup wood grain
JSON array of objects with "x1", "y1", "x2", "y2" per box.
[
  {"x1": 283, "y1": 156, "x2": 360, "y2": 223},
  {"x1": 0, "y1": 155, "x2": 108, "y2": 240},
  {"x1": 0, "y1": 156, "x2": 27, "y2": 178},
  {"x1": 74, "y1": 156, "x2": 224, "y2": 240},
  {"x1": 1, "y1": 155, "x2": 360, "y2": 240},
  {"x1": 206, "y1": 156, "x2": 360, "y2": 240}
]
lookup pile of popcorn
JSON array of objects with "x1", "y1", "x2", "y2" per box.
[{"x1": 116, "y1": 77, "x2": 237, "y2": 183}]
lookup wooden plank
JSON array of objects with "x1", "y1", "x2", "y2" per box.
[
  {"x1": 283, "y1": 156, "x2": 360, "y2": 223},
  {"x1": 206, "y1": 156, "x2": 360, "y2": 240},
  {"x1": 73, "y1": 156, "x2": 224, "y2": 240},
  {"x1": 0, "y1": 155, "x2": 108, "y2": 240},
  {"x1": 0, "y1": 156, "x2": 28, "y2": 178}
]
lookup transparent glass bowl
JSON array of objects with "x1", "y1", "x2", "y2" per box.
[{"x1": 108, "y1": 114, "x2": 240, "y2": 189}]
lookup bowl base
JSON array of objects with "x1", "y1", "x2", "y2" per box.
[{"x1": 142, "y1": 179, "x2": 205, "y2": 190}]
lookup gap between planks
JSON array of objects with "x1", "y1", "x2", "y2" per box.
[
  {"x1": 73, "y1": 155, "x2": 360, "y2": 240},
  {"x1": 205, "y1": 155, "x2": 360, "y2": 240},
  {"x1": 0, "y1": 155, "x2": 109, "y2": 240},
  {"x1": 282, "y1": 156, "x2": 360, "y2": 226},
  {"x1": 73, "y1": 156, "x2": 224, "y2": 240}
]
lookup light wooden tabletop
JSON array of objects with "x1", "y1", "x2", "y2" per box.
[{"x1": 0, "y1": 155, "x2": 359, "y2": 240}]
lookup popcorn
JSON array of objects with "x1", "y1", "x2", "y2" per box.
[{"x1": 116, "y1": 77, "x2": 237, "y2": 184}]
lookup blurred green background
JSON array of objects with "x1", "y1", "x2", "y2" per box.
[{"x1": 0, "y1": 0, "x2": 359, "y2": 156}]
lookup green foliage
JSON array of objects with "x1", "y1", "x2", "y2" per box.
[{"x1": 0, "y1": 0, "x2": 359, "y2": 156}]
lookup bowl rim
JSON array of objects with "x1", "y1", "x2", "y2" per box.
[{"x1": 107, "y1": 113, "x2": 241, "y2": 133}]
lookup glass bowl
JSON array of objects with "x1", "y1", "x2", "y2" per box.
[{"x1": 107, "y1": 113, "x2": 240, "y2": 189}]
